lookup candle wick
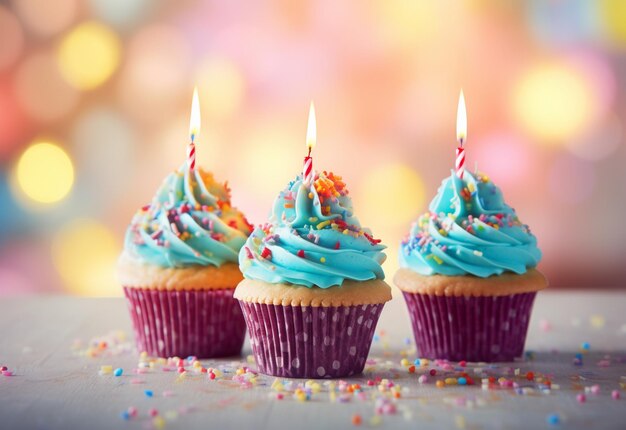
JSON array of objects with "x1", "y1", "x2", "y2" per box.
[
  {"x1": 191, "y1": 134, "x2": 195, "y2": 144},
  {"x1": 458, "y1": 137, "x2": 464, "y2": 148},
  {"x1": 307, "y1": 147, "x2": 311, "y2": 157}
]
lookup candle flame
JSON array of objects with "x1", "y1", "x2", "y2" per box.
[
  {"x1": 189, "y1": 86, "x2": 201, "y2": 142},
  {"x1": 456, "y1": 90, "x2": 467, "y2": 144},
  {"x1": 306, "y1": 101, "x2": 316, "y2": 151}
]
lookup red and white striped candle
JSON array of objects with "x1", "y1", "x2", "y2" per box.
[
  {"x1": 303, "y1": 101, "x2": 316, "y2": 184},
  {"x1": 456, "y1": 90, "x2": 467, "y2": 179},
  {"x1": 187, "y1": 142, "x2": 196, "y2": 171},
  {"x1": 188, "y1": 87, "x2": 201, "y2": 171}
]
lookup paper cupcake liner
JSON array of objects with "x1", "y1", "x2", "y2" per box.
[
  {"x1": 239, "y1": 302, "x2": 384, "y2": 378},
  {"x1": 124, "y1": 287, "x2": 246, "y2": 358},
  {"x1": 402, "y1": 292, "x2": 537, "y2": 362}
]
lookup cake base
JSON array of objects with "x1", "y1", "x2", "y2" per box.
[
  {"x1": 124, "y1": 287, "x2": 246, "y2": 358},
  {"x1": 239, "y1": 302, "x2": 384, "y2": 378},
  {"x1": 402, "y1": 291, "x2": 537, "y2": 362}
]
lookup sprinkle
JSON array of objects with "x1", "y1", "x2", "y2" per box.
[
  {"x1": 120, "y1": 411, "x2": 130, "y2": 420},
  {"x1": 581, "y1": 342, "x2": 591, "y2": 352},
  {"x1": 261, "y1": 247, "x2": 272, "y2": 259},
  {"x1": 113, "y1": 368, "x2": 123, "y2": 377},
  {"x1": 418, "y1": 375, "x2": 428, "y2": 384},
  {"x1": 144, "y1": 389, "x2": 154, "y2": 398},
  {"x1": 576, "y1": 393, "x2": 586, "y2": 403},
  {"x1": 317, "y1": 220, "x2": 331, "y2": 229},
  {"x1": 546, "y1": 414, "x2": 560, "y2": 426},
  {"x1": 153, "y1": 416, "x2": 166, "y2": 429},
  {"x1": 99, "y1": 365, "x2": 113, "y2": 375},
  {"x1": 458, "y1": 377, "x2": 467, "y2": 385},
  {"x1": 320, "y1": 257, "x2": 326, "y2": 263},
  {"x1": 128, "y1": 407, "x2": 138, "y2": 417},
  {"x1": 436, "y1": 380, "x2": 445, "y2": 388},
  {"x1": 611, "y1": 390, "x2": 620, "y2": 400},
  {"x1": 351, "y1": 414, "x2": 362, "y2": 426},
  {"x1": 149, "y1": 408, "x2": 159, "y2": 417},
  {"x1": 297, "y1": 250, "x2": 305, "y2": 258}
]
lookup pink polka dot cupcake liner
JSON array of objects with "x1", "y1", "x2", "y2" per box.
[
  {"x1": 124, "y1": 287, "x2": 246, "y2": 358},
  {"x1": 402, "y1": 292, "x2": 537, "y2": 362},
  {"x1": 239, "y1": 302, "x2": 384, "y2": 379}
]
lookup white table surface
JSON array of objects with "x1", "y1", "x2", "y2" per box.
[{"x1": 1, "y1": 291, "x2": 625, "y2": 430}]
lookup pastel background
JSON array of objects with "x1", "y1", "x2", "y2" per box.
[{"x1": 1, "y1": 0, "x2": 625, "y2": 296}]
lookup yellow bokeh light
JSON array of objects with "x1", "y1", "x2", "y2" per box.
[
  {"x1": 512, "y1": 62, "x2": 596, "y2": 143},
  {"x1": 57, "y1": 21, "x2": 121, "y2": 90},
  {"x1": 15, "y1": 142, "x2": 74, "y2": 204},
  {"x1": 599, "y1": 0, "x2": 626, "y2": 45},
  {"x1": 52, "y1": 219, "x2": 121, "y2": 297},
  {"x1": 356, "y1": 163, "x2": 426, "y2": 227},
  {"x1": 194, "y1": 58, "x2": 245, "y2": 120}
]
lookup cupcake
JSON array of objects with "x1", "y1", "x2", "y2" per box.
[
  {"x1": 118, "y1": 164, "x2": 253, "y2": 358},
  {"x1": 235, "y1": 171, "x2": 391, "y2": 378},
  {"x1": 395, "y1": 170, "x2": 547, "y2": 362}
]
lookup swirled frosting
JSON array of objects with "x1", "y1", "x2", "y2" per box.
[
  {"x1": 124, "y1": 164, "x2": 253, "y2": 268},
  {"x1": 399, "y1": 171, "x2": 541, "y2": 277},
  {"x1": 239, "y1": 172, "x2": 386, "y2": 288}
]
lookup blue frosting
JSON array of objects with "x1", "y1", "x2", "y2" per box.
[
  {"x1": 239, "y1": 172, "x2": 386, "y2": 288},
  {"x1": 399, "y1": 171, "x2": 541, "y2": 277},
  {"x1": 124, "y1": 164, "x2": 252, "y2": 268}
]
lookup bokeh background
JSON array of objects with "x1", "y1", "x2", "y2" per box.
[{"x1": 1, "y1": 0, "x2": 625, "y2": 296}]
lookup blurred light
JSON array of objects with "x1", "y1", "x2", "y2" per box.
[
  {"x1": 88, "y1": 0, "x2": 152, "y2": 29},
  {"x1": 194, "y1": 58, "x2": 245, "y2": 121},
  {"x1": 598, "y1": 0, "x2": 626, "y2": 46},
  {"x1": 0, "y1": 83, "x2": 28, "y2": 161},
  {"x1": 239, "y1": 122, "x2": 301, "y2": 197},
  {"x1": 356, "y1": 163, "x2": 426, "y2": 226},
  {"x1": 71, "y1": 107, "x2": 135, "y2": 204},
  {"x1": 15, "y1": 51, "x2": 79, "y2": 121},
  {"x1": 567, "y1": 112, "x2": 623, "y2": 161},
  {"x1": 512, "y1": 61, "x2": 597, "y2": 143},
  {"x1": 0, "y1": 6, "x2": 24, "y2": 71},
  {"x1": 118, "y1": 25, "x2": 191, "y2": 123},
  {"x1": 0, "y1": 267, "x2": 31, "y2": 295},
  {"x1": 52, "y1": 219, "x2": 120, "y2": 296},
  {"x1": 527, "y1": 0, "x2": 596, "y2": 46},
  {"x1": 548, "y1": 155, "x2": 595, "y2": 205},
  {"x1": 473, "y1": 132, "x2": 533, "y2": 188},
  {"x1": 0, "y1": 171, "x2": 28, "y2": 243},
  {"x1": 11, "y1": 0, "x2": 78, "y2": 37},
  {"x1": 14, "y1": 142, "x2": 74, "y2": 205},
  {"x1": 371, "y1": 1, "x2": 438, "y2": 49},
  {"x1": 57, "y1": 22, "x2": 121, "y2": 90},
  {"x1": 189, "y1": 86, "x2": 201, "y2": 140}
]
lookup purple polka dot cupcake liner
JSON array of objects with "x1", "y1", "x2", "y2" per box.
[
  {"x1": 402, "y1": 291, "x2": 537, "y2": 362},
  {"x1": 124, "y1": 287, "x2": 246, "y2": 359},
  {"x1": 238, "y1": 302, "x2": 384, "y2": 379}
]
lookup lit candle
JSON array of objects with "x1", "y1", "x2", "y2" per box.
[
  {"x1": 456, "y1": 90, "x2": 467, "y2": 179},
  {"x1": 303, "y1": 101, "x2": 316, "y2": 185},
  {"x1": 188, "y1": 86, "x2": 201, "y2": 171}
]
